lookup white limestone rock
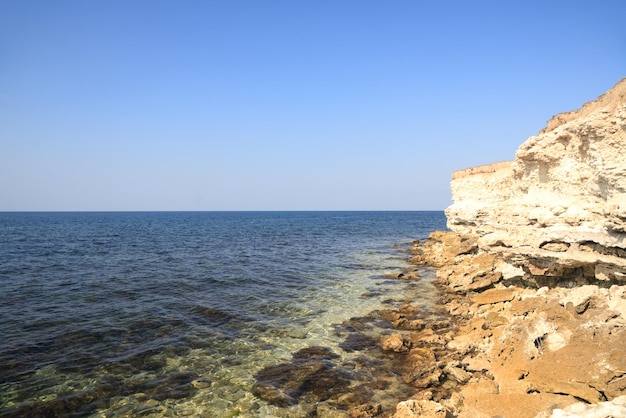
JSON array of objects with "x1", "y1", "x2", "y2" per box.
[
  {"x1": 446, "y1": 78, "x2": 626, "y2": 285},
  {"x1": 536, "y1": 395, "x2": 626, "y2": 418}
]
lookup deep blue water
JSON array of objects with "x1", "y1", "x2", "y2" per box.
[{"x1": 0, "y1": 211, "x2": 446, "y2": 417}]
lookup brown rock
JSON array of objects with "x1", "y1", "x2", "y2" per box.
[
  {"x1": 411, "y1": 232, "x2": 478, "y2": 268},
  {"x1": 317, "y1": 403, "x2": 350, "y2": 418},
  {"x1": 558, "y1": 284, "x2": 601, "y2": 314},
  {"x1": 461, "y1": 354, "x2": 491, "y2": 372},
  {"x1": 458, "y1": 393, "x2": 576, "y2": 418},
  {"x1": 348, "y1": 403, "x2": 383, "y2": 417},
  {"x1": 393, "y1": 318, "x2": 424, "y2": 330},
  {"x1": 377, "y1": 309, "x2": 403, "y2": 322},
  {"x1": 399, "y1": 303, "x2": 420, "y2": 315},
  {"x1": 401, "y1": 347, "x2": 440, "y2": 388},
  {"x1": 446, "y1": 333, "x2": 477, "y2": 355},
  {"x1": 523, "y1": 327, "x2": 626, "y2": 403},
  {"x1": 380, "y1": 333, "x2": 408, "y2": 353},
  {"x1": 394, "y1": 399, "x2": 447, "y2": 418},
  {"x1": 460, "y1": 378, "x2": 499, "y2": 396},
  {"x1": 472, "y1": 288, "x2": 516, "y2": 305},
  {"x1": 445, "y1": 253, "x2": 502, "y2": 292},
  {"x1": 407, "y1": 329, "x2": 447, "y2": 346},
  {"x1": 398, "y1": 271, "x2": 421, "y2": 280},
  {"x1": 446, "y1": 299, "x2": 471, "y2": 316},
  {"x1": 444, "y1": 365, "x2": 471, "y2": 384},
  {"x1": 252, "y1": 347, "x2": 349, "y2": 407},
  {"x1": 407, "y1": 347, "x2": 436, "y2": 363}
]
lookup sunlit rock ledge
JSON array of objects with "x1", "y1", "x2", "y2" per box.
[
  {"x1": 446, "y1": 78, "x2": 626, "y2": 286},
  {"x1": 395, "y1": 79, "x2": 626, "y2": 418}
]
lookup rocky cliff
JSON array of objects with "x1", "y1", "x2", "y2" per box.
[
  {"x1": 395, "y1": 79, "x2": 626, "y2": 418},
  {"x1": 447, "y1": 78, "x2": 626, "y2": 287}
]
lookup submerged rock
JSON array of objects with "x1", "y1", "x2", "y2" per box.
[
  {"x1": 252, "y1": 346, "x2": 350, "y2": 407},
  {"x1": 339, "y1": 332, "x2": 378, "y2": 352}
]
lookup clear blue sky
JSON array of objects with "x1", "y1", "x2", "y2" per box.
[{"x1": 1, "y1": 1, "x2": 624, "y2": 211}]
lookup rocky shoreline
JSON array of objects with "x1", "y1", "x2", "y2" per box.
[
  {"x1": 385, "y1": 79, "x2": 626, "y2": 418},
  {"x1": 393, "y1": 232, "x2": 626, "y2": 418},
  {"x1": 252, "y1": 79, "x2": 626, "y2": 417},
  {"x1": 251, "y1": 231, "x2": 626, "y2": 417},
  {"x1": 250, "y1": 260, "x2": 457, "y2": 418}
]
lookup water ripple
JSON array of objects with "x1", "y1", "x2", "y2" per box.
[{"x1": 0, "y1": 211, "x2": 446, "y2": 416}]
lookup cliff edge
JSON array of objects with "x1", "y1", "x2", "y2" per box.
[
  {"x1": 396, "y1": 79, "x2": 626, "y2": 418},
  {"x1": 447, "y1": 77, "x2": 626, "y2": 287}
]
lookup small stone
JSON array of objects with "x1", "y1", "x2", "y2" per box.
[
  {"x1": 399, "y1": 303, "x2": 420, "y2": 315},
  {"x1": 399, "y1": 272, "x2": 421, "y2": 280},
  {"x1": 540, "y1": 242, "x2": 570, "y2": 252},
  {"x1": 317, "y1": 403, "x2": 350, "y2": 417},
  {"x1": 444, "y1": 365, "x2": 471, "y2": 384},
  {"x1": 191, "y1": 378, "x2": 211, "y2": 389},
  {"x1": 447, "y1": 334, "x2": 476, "y2": 354},
  {"x1": 407, "y1": 329, "x2": 447, "y2": 345},
  {"x1": 349, "y1": 403, "x2": 382, "y2": 417},
  {"x1": 378, "y1": 309, "x2": 403, "y2": 322},
  {"x1": 559, "y1": 285, "x2": 599, "y2": 314},
  {"x1": 407, "y1": 347, "x2": 435, "y2": 362}
]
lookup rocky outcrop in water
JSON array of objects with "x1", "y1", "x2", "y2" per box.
[{"x1": 399, "y1": 79, "x2": 626, "y2": 418}]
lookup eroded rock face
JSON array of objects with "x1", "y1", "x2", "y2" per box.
[
  {"x1": 457, "y1": 282, "x2": 626, "y2": 418},
  {"x1": 408, "y1": 233, "x2": 626, "y2": 417},
  {"x1": 400, "y1": 79, "x2": 626, "y2": 418},
  {"x1": 446, "y1": 78, "x2": 626, "y2": 286}
]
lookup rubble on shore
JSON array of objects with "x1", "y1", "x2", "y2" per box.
[{"x1": 383, "y1": 232, "x2": 626, "y2": 418}]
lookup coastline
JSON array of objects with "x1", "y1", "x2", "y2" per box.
[
  {"x1": 386, "y1": 79, "x2": 626, "y2": 418},
  {"x1": 0, "y1": 212, "x2": 447, "y2": 418},
  {"x1": 254, "y1": 228, "x2": 626, "y2": 418},
  {"x1": 248, "y1": 243, "x2": 455, "y2": 418},
  {"x1": 388, "y1": 231, "x2": 626, "y2": 418}
]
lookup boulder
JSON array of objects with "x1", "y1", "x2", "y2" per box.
[
  {"x1": 393, "y1": 399, "x2": 447, "y2": 418},
  {"x1": 380, "y1": 333, "x2": 409, "y2": 353}
]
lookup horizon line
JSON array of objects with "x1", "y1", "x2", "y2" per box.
[{"x1": 0, "y1": 209, "x2": 447, "y2": 213}]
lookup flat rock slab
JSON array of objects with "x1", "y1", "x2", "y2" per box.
[
  {"x1": 458, "y1": 393, "x2": 577, "y2": 418},
  {"x1": 471, "y1": 288, "x2": 516, "y2": 305}
]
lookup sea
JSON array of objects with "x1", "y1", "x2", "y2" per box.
[{"x1": 0, "y1": 211, "x2": 447, "y2": 417}]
